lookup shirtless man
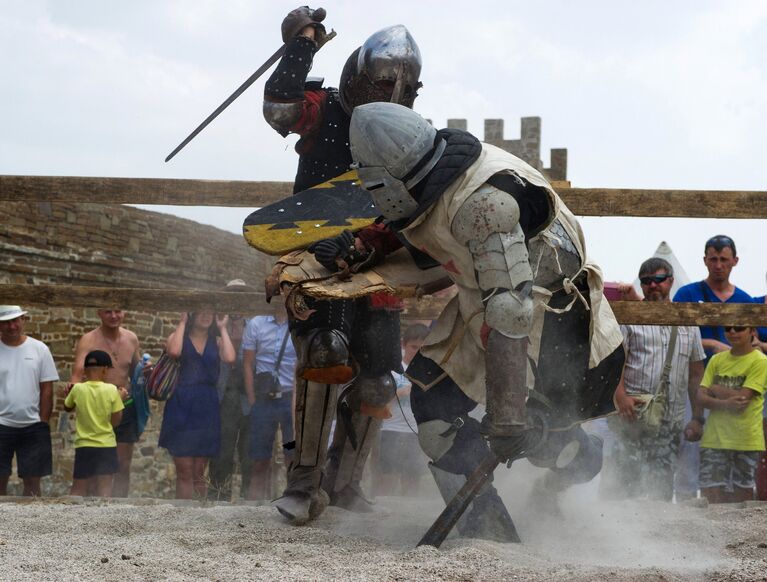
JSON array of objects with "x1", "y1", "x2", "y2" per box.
[{"x1": 71, "y1": 310, "x2": 141, "y2": 497}]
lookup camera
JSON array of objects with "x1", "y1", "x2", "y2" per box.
[
  {"x1": 255, "y1": 371, "x2": 283, "y2": 400},
  {"x1": 266, "y1": 373, "x2": 282, "y2": 399},
  {"x1": 268, "y1": 388, "x2": 283, "y2": 400}
]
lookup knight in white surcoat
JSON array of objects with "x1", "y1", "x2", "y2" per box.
[{"x1": 311, "y1": 102, "x2": 625, "y2": 541}]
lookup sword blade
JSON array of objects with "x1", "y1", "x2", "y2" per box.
[
  {"x1": 165, "y1": 44, "x2": 286, "y2": 163},
  {"x1": 165, "y1": 30, "x2": 337, "y2": 163}
]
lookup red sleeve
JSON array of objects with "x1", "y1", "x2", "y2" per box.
[
  {"x1": 357, "y1": 223, "x2": 403, "y2": 257},
  {"x1": 358, "y1": 223, "x2": 405, "y2": 311},
  {"x1": 289, "y1": 90, "x2": 325, "y2": 136}
]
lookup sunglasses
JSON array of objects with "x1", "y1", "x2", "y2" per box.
[
  {"x1": 639, "y1": 274, "x2": 672, "y2": 285},
  {"x1": 724, "y1": 326, "x2": 748, "y2": 332}
]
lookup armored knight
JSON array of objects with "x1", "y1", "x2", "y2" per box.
[
  {"x1": 262, "y1": 7, "x2": 423, "y2": 523},
  {"x1": 328, "y1": 102, "x2": 627, "y2": 541}
]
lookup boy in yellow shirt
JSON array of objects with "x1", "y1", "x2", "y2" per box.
[
  {"x1": 64, "y1": 350, "x2": 125, "y2": 497},
  {"x1": 698, "y1": 326, "x2": 767, "y2": 503}
]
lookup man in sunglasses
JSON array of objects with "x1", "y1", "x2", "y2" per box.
[
  {"x1": 601, "y1": 258, "x2": 706, "y2": 501},
  {"x1": 672, "y1": 235, "x2": 757, "y2": 499}
]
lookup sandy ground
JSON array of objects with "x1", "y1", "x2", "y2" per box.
[{"x1": 1, "y1": 468, "x2": 766, "y2": 581}]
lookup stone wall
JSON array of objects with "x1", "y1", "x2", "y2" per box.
[
  {"x1": 1, "y1": 200, "x2": 269, "y2": 498},
  {"x1": 445, "y1": 117, "x2": 567, "y2": 181}
]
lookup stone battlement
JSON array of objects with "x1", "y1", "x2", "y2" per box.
[{"x1": 441, "y1": 117, "x2": 567, "y2": 182}]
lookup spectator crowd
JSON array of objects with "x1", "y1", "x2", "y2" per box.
[{"x1": 1, "y1": 235, "x2": 766, "y2": 504}]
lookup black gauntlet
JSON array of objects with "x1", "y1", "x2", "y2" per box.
[{"x1": 309, "y1": 230, "x2": 370, "y2": 272}]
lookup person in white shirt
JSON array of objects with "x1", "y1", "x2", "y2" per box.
[{"x1": 0, "y1": 306, "x2": 59, "y2": 496}]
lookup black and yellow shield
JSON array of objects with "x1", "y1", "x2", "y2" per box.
[{"x1": 242, "y1": 170, "x2": 379, "y2": 256}]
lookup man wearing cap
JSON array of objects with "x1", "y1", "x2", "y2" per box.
[
  {"x1": 208, "y1": 279, "x2": 254, "y2": 501},
  {"x1": 0, "y1": 306, "x2": 59, "y2": 496},
  {"x1": 71, "y1": 309, "x2": 141, "y2": 497}
]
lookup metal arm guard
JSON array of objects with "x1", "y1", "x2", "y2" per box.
[
  {"x1": 481, "y1": 330, "x2": 528, "y2": 434},
  {"x1": 451, "y1": 184, "x2": 533, "y2": 338},
  {"x1": 263, "y1": 35, "x2": 317, "y2": 135},
  {"x1": 452, "y1": 184, "x2": 532, "y2": 433}
]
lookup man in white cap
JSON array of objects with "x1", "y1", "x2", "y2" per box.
[{"x1": 0, "y1": 306, "x2": 59, "y2": 496}]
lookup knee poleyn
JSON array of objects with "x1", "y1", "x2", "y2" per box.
[
  {"x1": 417, "y1": 419, "x2": 457, "y2": 463},
  {"x1": 298, "y1": 329, "x2": 354, "y2": 383},
  {"x1": 354, "y1": 372, "x2": 396, "y2": 408},
  {"x1": 305, "y1": 329, "x2": 349, "y2": 368}
]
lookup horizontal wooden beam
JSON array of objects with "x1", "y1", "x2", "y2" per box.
[
  {"x1": 3, "y1": 175, "x2": 767, "y2": 219},
  {"x1": 402, "y1": 298, "x2": 767, "y2": 326},
  {"x1": 0, "y1": 284, "x2": 270, "y2": 314},
  {"x1": 608, "y1": 300, "x2": 767, "y2": 327},
  {"x1": 3, "y1": 284, "x2": 767, "y2": 326},
  {"x1": 565, "y1": 187, "x2": 767, "y2": 219},
  {"x1": 0, "y1": 175, "x2": 292, "y2": 208}
]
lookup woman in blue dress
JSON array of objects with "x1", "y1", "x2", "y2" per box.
[{"x1": 159, "y1": 310, "x2": 235, "y2": 499}]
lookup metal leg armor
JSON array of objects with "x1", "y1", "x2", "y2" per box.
[
  {"x1": 275, "y1": 323, "x2": 348, "y2": 524},
  {"x1": 323, "y1": 301, "x2": 402, "y2": 511},
  {"x1": 324, "y1": 372, "x2": 396, "y2": 511},
  {"x1": 419, "y1": 416, "x2": 520, "y2": 543},
  {"x1": 274, "y1": 376, "x2": 337, "y2": 524},
  {"x1": 324, "y1": 409, "x2": 381, "y2": 511}
]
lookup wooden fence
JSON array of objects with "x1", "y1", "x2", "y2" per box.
[{"x1": 2, "y1": 174, "x2": 766, "y2": 325}]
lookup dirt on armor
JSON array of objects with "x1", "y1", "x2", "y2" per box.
[{"x1": 0, "y1": 484, "x2": 765, "y2": 581}]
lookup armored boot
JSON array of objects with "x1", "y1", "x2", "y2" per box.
[
  {"x1": 324, "y1": 373, "x2": 395, "y2": 511},
  {"x1": 463, "y1": 484, "x2": 521, "y2": 543},
  {"x1": 324, "y1": 410, "x2": 381, "y2": 512},
  {"x1": 427, "y1": 460, "x2": 520, "y2": 543},
  {"x1": 418, "y1": 414, "x2": 521, "y2": 543}
]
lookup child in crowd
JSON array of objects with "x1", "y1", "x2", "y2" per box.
[
  {"x1": 698, "y1": 325, "x2": 767, "y2": 503},
  {"x1": 64, "y1": 350, "x2": 126, "y2": 497}
]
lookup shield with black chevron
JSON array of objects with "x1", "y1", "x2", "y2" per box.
[{"x1": 242, "y1": 169, "x2": 380, "y2": 256}]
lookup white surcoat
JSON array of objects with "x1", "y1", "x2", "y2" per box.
[{"x1": 400, "y1": 143, "x2": 623, "y2": 403}]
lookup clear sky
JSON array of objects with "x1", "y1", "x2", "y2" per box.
[{"x1": 2, "y1": 1, "x2": 765, "y2": 294}]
